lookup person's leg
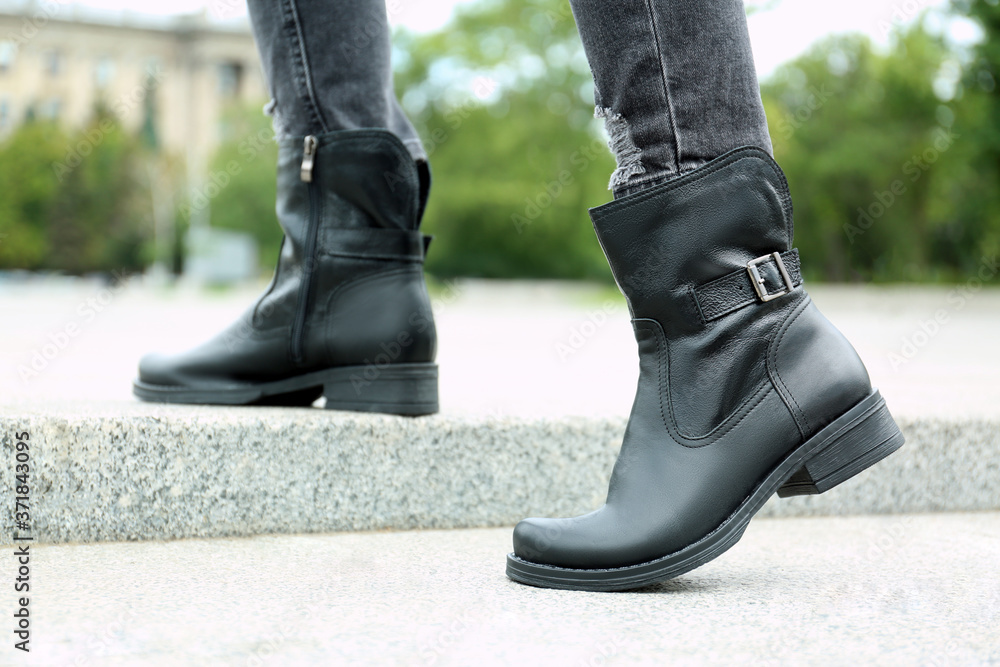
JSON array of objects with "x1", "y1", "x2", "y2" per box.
[
  {"x1": 134, "y1": 0, "x2": 438, "y2": 414},
  {"x1": 247, "y1": 0, "x2": 425, "y2": 162},
  {"x1": 506, "y1": 1, "x2": 904, "y2": 590},
  {"x1": 568, "y1": 0, "x2": 771, "y2": 196}
]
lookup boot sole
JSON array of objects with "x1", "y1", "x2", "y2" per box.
[
  {"x1": 133, "y1": 362, "x2": 439, "y2": 416},
  {"x1": 505, "y1": 389, "x2": 904, "y2": 591}
]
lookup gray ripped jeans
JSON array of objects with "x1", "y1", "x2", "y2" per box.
[{"x1": 246, "y1": 0, "x2": 772, "y2": 197}]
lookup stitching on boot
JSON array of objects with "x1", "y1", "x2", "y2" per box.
[
  {"x1": 595, "y1": 107, "x2": 646, "y2": 190},
  {"x1": 320, "y1": 266, "x2": 424, "y2": 362},
  {"x1": 641, "y1": 317, "x2": 774, "y2": 447},
  {"x1": 766, "y1": 293, "x2": 813, "y2": 438}
]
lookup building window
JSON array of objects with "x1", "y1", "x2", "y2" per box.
[
  {"x1": 217, "y1": 62, "x2": 243, "y2": 98},
  {"x1": 95, "y1": 56, "x2": 115, "y2": 89},
  {"x1": 44, "y1": 50, "x2": 63, "y2": 77},
  {"x1": 0, "y1": 41, "x2": 15, "y2": 73}
]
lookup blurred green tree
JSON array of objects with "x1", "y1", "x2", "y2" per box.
[
  {"x1": 393, "y1": 0, "x2": 616, "y2": 280},
  {"x1": 201, "y1": 104, "x2": 282, "y2": 268},
  {"x1": 48, "y1": 109, "x2": 152, "y2": 273},
  {"x1": 0, "y1": 121, "x2": 64, "y2": 269},
  {"x1": 763, "y1": 17, "x2": 997, "y2": 282},
  {"x1": 0, "y1": 111, "x2": 151, "y2": 273},
  {"x1": 948, "y1": 0, "x2": 1000, "y2": 270},
  {"x1": 193, "y1": 0, "x2": 998, "y2": 283},
  {"x1": 6, "y1": 0, "x2": 995, "y2": 283}
]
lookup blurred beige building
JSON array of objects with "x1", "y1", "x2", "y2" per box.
[{"x1": 0, "y1": 2, "x2": 267, "y2": 175}]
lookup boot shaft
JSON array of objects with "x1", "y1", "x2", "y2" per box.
[
  {"x1": 265, "y1": 129, "x2": 436, "y2": 368},
  {"x1": 274, "y1": 129, "x2": 426, "y2": 267},
  {"x1": 589, "y1": 147, "x2": 868, "y2": 441},
  {"x1": 590, "y1": 147, "x2": 795, "y2": 335}
]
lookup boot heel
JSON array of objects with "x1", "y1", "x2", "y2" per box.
[
  {"x1": 777, "y1": 392, "x2": 904, "y2": 497},
  {"x1": 322, "y1": 362, "x2": 438, "y2": 416}
]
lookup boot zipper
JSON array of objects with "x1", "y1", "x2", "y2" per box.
[
  {"x1": 291, "y1": 135, "x2": 320, "y2": 364},
  {"x1": 300, "y1": 134, "x2": 317, "y2": 182}
]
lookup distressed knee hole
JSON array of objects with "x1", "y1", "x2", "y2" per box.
[
  {"x1": 263, "y1": 99, "x2": 287, "y2": 140},
  {"x1": 595, "y1": 107, "x2": 645, "y2": 189}
]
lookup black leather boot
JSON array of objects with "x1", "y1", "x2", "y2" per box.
[
  {"x1": 134, "y1": 129, "x2": 438, "y2": 415},
  {"x1": 507, "y1": 147, "x2": 904, "y2": 590}
]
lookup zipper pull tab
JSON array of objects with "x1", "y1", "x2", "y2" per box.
[{"x1": 300, "y1": 135, "x2": 317, "y2": 182}]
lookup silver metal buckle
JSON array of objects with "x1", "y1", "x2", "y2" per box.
[{"x1": 747, "y1": 252, "x2": 794, "y2": 302}]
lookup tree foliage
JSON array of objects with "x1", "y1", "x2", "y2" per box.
[
  {"x1": 0, "y1": 112, "x2": 152, "y2": 273},
  {"x1": 762, "y1": 16, "x2": 997, "y2": 282},
  {"x1": 2, "y1": 0, "x2": 997, "y2": 283},
  {"x1": 390, "y1": 0, "x2": 617, "y2": 279},
  {"x1": 200, "y1": 105, "x2": 282, "y2": 268}
]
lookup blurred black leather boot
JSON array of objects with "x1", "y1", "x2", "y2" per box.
[
  {"x1": 134, "y1": 129, "x2": 438, "y2": 415},
  {"x1": 507, "y1": 147, "x2": 903, "y2": 590}
]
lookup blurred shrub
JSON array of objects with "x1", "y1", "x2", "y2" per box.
[
  {"x1": 392, "y1": 0, "x2": 616, "y2": 280},
  {"x1": 198, "y1": 105, "x2": 282, "y2": 268},
  {"x1": 762, "y1": 17, "x2": 999, "y2": 282},
  {"x1": 0, "y1": 111, "x2": 152, "y2": 273},
  {"x1": 198, "y1": 1, "x2": 616, "y2": 281},
  {"x1": 393, "y1": 0, "x2": 999, "y2": 282},
  {"x1": 412, "y1": 95, "x2": 615, "y2": 280},
  {"x1": 4, "y1": 0, "x2": 998, "y2": 283}
]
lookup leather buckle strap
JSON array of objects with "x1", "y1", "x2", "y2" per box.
[
  {"x1": 320, "y1": 228, "x2": 432, "y2": 262},
  {"x1": 694, "y1": 249, "x2": 802, "y2": 322},
  {"x1": 747, "y1": 251, "x2": 795, "y2": 302}
]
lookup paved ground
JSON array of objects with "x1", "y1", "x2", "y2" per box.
[
  {"x1": 2, "y1": 277, "x2": 999, "y2": 418},
  {"x1": 2, "y1": 279, "x2": 997, "y2": 664},
  {"x1": 3, "y1": 513, "x2": 997, "y2": 666}
]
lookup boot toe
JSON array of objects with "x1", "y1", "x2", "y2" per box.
[
  {"x1": 137, "y1": 352, "x2": 185, "y2": 388},
  {"x1": 512, "y1": 518, "x2": 551, "y2": 563},
  {"x1": 512, "y1": 515, "x2": 604, "y2": 569},
  {"x1": 513, "y1": 506, "x2": 682, "y2": 570}
]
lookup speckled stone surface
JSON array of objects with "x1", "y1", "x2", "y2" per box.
[
  {"x1": 0, "y1": 403, "x2": 997, "y2": 544},
  {"x1": 6, "y1": 513, "x2": 999, "y2": 665}
]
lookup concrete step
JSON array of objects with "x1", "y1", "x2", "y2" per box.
[
  {"x1": 1, "y1": 402, "x2": 997, "y2": 544},
  {"x1": 9, "y1": 514, "x2": 1000, "y2": 665}
]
